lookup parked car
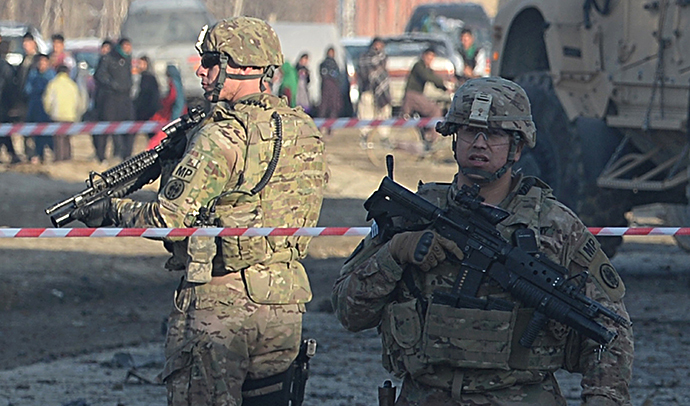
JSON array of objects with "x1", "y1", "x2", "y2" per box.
[
  {"x1": 120, "y1": 0, "x2": 216, "y2": 105},
  {"x1": 405, "y1": 2, "x2": 492, "y2": 77},
  {"x1": 341, "y1": 36, "x2": 372, "y2": 116},
  {"x1": 0, "y1": 21, "x2": 49, "y2": 67},
  {"x1": 64, "y1": 37, "x2": 101, "y2": 75},
  {"x1": 382, "y1": 33, "x2": 459, "y2": 115}
]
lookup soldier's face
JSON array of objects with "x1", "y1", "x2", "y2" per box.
[
  {"x1": 454, "y1": 125, "x2": 521, "y2": 181},
  {"x1": 197, "y1": 61, "x2": 221, "y2": 99}
]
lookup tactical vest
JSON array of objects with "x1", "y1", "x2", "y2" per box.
[
  {"x1": 173, "y1": 94, "x2": 326, "y2": 304},
  {"x1": 380, "y1": 178, "x2": 568, "y2": 379}
]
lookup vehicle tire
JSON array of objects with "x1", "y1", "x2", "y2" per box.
[
  {"x1": 513, "y1": 72, "x2": 627, "y2": 257},
  {"x1": 363, "y1": 128, "x2": 425, "y2": 167},
  {"x1": 665, "y1": 171, "x2": 690, "y2": 251}
]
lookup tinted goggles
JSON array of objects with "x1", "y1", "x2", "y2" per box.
[{"x1": 200, "y1": 52, "x2": 222, "y2": 68}]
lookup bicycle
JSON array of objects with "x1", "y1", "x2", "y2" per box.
[{"x1": 359, "y1": 114, "x2": 453, "y2": 167}]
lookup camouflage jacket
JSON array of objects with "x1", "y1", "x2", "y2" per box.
[
  {"x1": 108, "y1": 93, "x2": 327, "y2": 303},
  {"x1": 331, "y1": 175, "x2": 633, "y2": 404}
]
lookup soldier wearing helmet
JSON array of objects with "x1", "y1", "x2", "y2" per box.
[
  {"x1": 73, "y1": 17, "x2": 327, "y2": 405},
  {"x1": 332, "y1": 77, "x2": 633, "y2": 406}
]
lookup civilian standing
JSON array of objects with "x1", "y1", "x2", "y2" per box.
[
  {"x1": 24, "y1": 54, "x2": 55, "y2": 164},
  {"x1": 0, "y1": 36, "x2": 20, "y2": 163},
  {"x1": 94, "y1": 38, "x2": 134, "y2": 162},
  {"x1": 278, "y1": 61, "x2": 298, "y2": 107},
  {"x1": 145, "y1": 64, "x2": 185, "y2": 149},
  {"x1": 88, "y1": 39, "x2": 112, "y2": 161},
  {"x1": 133, "y1": 56, "x2": 160, "y2": 126},
  {"x1": 12, "y1": 33, "x2": 38, "y2": 127},
  {"x1": 43, "y1": 65, "x2": 86, "y2": 161},
  {"x1": 317, "y1": 46, "x2": 343, "y2": 119},
  {"x1": 358, "y1": 37, "x2": 392, "y2": 141},
  {"x1": 295, "y1": 52, "x2": 312, "y2": 114},
  {"x1": 48, "y1": 34, "x2": 76, "y2": 75}
]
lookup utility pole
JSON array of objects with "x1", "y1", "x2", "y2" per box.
[
  {"x1": 341, "y1": 0, "x2": 356, "y2": 37},
  {"x1": 233, "y1": 0, "x2": 244, "y2": 17}
]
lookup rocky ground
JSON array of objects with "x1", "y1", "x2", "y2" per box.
[{"x1": 0, "y1": 131, "x2": 688, "y2": 406}]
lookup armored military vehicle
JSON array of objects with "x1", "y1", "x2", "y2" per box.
[{"x1": 492, "y1": 0, "x2": 690, "y2": 255}]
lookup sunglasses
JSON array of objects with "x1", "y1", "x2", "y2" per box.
[{"x1": 200, "y1": 52, "x2": 221, "y2": 68}]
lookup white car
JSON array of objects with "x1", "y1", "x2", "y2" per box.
[
  {"x1": 120, "y1": 0, "x2": 216, "y2": 104},
  {"x1": 0, "y1": 21, "x2": 49, "y2": 67}
]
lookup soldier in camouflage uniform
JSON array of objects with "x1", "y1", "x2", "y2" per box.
[
  {"x1": 74, "y1": 17, "x2": 327, "y2": 406},
  {"x1": 331, "y1": 77, "x2": 633, "y2": 406}
]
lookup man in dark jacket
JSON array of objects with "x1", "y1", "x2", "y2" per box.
[
  {"x1": 133, "y1": 56, "x2": 160, "y2": 121},
  {"x1": 0, "y1": 36, "x2": 20, "y2": 163},
  {"x1": 94, "y1": 38, "x2": 134, "y2": 161},
  {"x1": 401, "y1": 47, "x2": 448, "y2": 143}
]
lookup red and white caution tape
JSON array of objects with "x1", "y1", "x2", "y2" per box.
[
  {"x1": 0, "y1": 121, "x2": 163, "y2": 137},
  {"x1": 311, "y1": 117, "x2": 442, "y2": 129},
  {"x1": 1, "y1": 227, "x2": 690, "y2": 238},
  {"x1": 0, "y1": 227, "x2": 372, "y2": 238},
  {"x1": 0, "y1": 118, "x2": 444, "y2": 137}
]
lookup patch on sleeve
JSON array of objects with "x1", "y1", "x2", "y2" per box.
[
  {"x1": 571, "y1": 232, "x2": 600, "y2": 267},
  {"x1": 171, "y1": 164, "x2": 197, "y2": 182},
  {"x1": 589, "y1": 249, "x2": 625, "y2": 301},
  {"x1": 599, "y1": 263, "x2": 620, "y2": 289},
  {"x1": 163, "y1": 179, "x2": 186, "y2": 201}
]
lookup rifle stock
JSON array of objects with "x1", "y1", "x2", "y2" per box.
[
  {"x1": 45, "y1": 107, "x2": 206, "y2": 227},
  {"x1": 364, "y1": 177, "x2": 631, "y2": 347}
]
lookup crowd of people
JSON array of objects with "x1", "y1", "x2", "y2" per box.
[{"x1": 0, "y1": 32, "x2": 188, "y2": 165}]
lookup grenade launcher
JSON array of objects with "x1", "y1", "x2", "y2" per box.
[{"x1": 363, "y1": 176, "x2": 631, "y2": 348}]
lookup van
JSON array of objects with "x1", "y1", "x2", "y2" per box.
[
  {"x1": 405, "y1": 2, "x2": 492, "y2": 76},
  {"x1": 120, "y1": 0, "x2": 215, "y2": 103}
]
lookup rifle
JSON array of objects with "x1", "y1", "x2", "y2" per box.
[
  {"x1": 44, "y1": 107, "x2": 206, "y2": 227},
  {"x1": 363, "y1": 176, "x2": 631, "y2": 348}
]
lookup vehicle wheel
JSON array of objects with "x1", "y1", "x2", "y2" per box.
[
  {"x1": 665, "y1": 171, "x2": 690, "y2": 251},
  {"x1": 514, "y1": 72, "x2": 627, "y2": 257},
  {"x1": 577, "y1": 189, "x2": 631, "y2": 258}
]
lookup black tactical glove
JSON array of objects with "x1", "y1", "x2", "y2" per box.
[
  {"x1": 73, "y1": 198, "x2": 114, "y2": 227},
  {"x1": 388, "y1": 230, "x2": 464, "y2": 272}
]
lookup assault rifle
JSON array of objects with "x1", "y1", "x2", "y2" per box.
[
  {"x1": 364, "y1": 176, "x2": 632, "y2": 347},
  {"x1": 45, "y1": 107, "x2": 206, "y2": 227}
]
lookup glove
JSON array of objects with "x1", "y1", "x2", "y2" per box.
[
  {"x1": 73, "y1": 198, "x2": 114, "y2": 227},
  {"x1": 388, "y1": 230, "x2": 464, "y2": 272},
  {"x1": 582, "y1": 396, "x2": 619, "y2": 406}
]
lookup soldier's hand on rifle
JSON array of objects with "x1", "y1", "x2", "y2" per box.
[
  {"x1": 388, "y1": 230, "x2": 464, "y2": 272},
  {"x1": 73, "y1": 198, "x2": 114, "y2": 228}
]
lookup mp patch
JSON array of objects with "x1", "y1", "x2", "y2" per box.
[
  {"x1": 163, "y1": 179, "x2": 185, "y2": 200},
  {"x1": 600, "y1": 263, "x2": 620, "y2": 289},
  {"x1": 172, "y1": 165, "x2": 197, "y2": 182}
]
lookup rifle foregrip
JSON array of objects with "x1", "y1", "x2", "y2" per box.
[{"x1": 519, "y1": 311, "x2": 548, "y2": 348}]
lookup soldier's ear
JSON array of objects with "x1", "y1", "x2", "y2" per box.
[{"x1": 513, "y1": 141, "x2": 524, "y2": 162}]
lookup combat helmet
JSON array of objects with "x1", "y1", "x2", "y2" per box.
[
  {"x1": 435, "y1": 77, "x2": 536, "y2": 182},
  {"x1": 195, "y1": 17, "x2": 284, "y2": 101}
]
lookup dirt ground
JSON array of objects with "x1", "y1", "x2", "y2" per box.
[{"x1": 0, "y1": 130, "x2": 689, "y2": 406}]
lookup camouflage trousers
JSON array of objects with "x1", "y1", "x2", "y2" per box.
[
  {"x1": 160, "y1": 274, "x2": 304, "y2": 406},
  {"x1": 395, "y1": 373, "x2": 567, "y2": 406}
]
